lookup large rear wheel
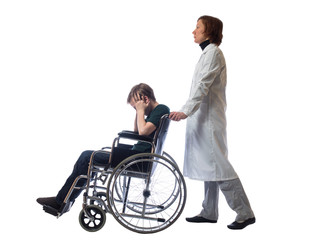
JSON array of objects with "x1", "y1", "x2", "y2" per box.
[{"x1": 107, "y1": 153, "x2": 186, "y2": 233}]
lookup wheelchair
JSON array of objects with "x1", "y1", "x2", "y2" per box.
[{"x1": 46, "y1": 114, "x2": 187, "y2": 234}]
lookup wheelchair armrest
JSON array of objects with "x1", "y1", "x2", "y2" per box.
[
  {"x1": 101, "y1": 146, "x2": 111, "y2": 150},
  {"x1": 121, "y1": 130, "x2": 138, "y2": 134},
  {"x1": 118, "y1": 131, "x2": 153, "y2": 142}
]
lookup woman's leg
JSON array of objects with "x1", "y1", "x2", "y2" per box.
[
  {"x1": 219, "y1": 178, "x2": 254, "y2": 222},
  {"x1": 200, "y1": 181, "x2": 219, "y2": 221}
]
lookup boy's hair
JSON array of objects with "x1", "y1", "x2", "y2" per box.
[
  {"x1": 198, "y1": 15, "x2": 223, "y2": 46},
  {"x1": 127, "y1": 83, "x2": 156, "y2": 103}
]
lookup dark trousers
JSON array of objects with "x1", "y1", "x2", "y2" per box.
[{"x1": 56, "y1": 150, "x2": 109, "y2": 205}]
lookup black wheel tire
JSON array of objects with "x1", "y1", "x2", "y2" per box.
[{"x1": 79, "y1": 205, "x2": 106, "y2": 232}]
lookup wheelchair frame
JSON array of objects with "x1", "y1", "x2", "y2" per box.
[{"x1": 47, "y1": 114, "x2": 187, "y2": 234}]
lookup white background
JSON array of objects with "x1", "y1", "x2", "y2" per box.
[{"x1": 1, "y1": 0, "x2": 319, "y2": 239}]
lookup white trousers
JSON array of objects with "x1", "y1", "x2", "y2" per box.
[{"x1": 200, "y1": 178, "x2": 255, "y2": 222}]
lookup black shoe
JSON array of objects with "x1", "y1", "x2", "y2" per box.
[
  {"x1": 37, "y1": 197, "x2": 61, "y2": 210},
  {"x1": 186, "y1": 216, "x2": 217, "y2": 223},
  {"x1": 227, "y1": 217, "x2": 256, "y2": 230}
]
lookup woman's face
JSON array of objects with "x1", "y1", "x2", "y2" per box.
[{"x1": 192, "y1": 20, "x2": 208, "y2": 44}]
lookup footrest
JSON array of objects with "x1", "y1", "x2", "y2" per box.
[
  {"x1": 42, "y1": 201, "x2": 74, "y2": 218},
  {"x1": 43, "y1": 205, "x2": 60, "y2": 217}
]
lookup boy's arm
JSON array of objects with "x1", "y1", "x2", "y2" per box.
[
  {"x1": 136, "y1": 109, "x2": 156, "y2": 136},
  {"x1": 134, "y1": 113, "x2": 138, "y2": 133}
]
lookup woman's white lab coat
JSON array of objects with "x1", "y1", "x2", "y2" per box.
[{"x1": 180, "y1": 44, "x2": 238, "y2": 181}]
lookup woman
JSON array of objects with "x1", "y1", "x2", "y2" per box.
[{"x1": 169, "y1": 15, "x2": 255, "y2": 230}]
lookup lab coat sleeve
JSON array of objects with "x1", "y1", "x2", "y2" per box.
[{"x1": 180, "y1": 50, "x2": 225, "y2": 116}]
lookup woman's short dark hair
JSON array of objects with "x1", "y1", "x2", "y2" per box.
[
  {"x1": 127, "y1": 83, "x2": 156, "y2": 103},
  {"x1": 198, "y1": 15, "x2": 223, "y2": 46}
]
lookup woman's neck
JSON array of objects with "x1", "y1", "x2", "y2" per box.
[{"x1": 200, "y1": 40, "x2": 210, "y2": 51}]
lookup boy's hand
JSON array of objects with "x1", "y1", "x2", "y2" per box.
[{"x1": 134, "y1": 93, "x2": 149, "y2": 113}]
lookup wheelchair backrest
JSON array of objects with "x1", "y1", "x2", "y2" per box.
[
  {"x1": 109, "y1": 114, "x2": 171, "y2": 168},
  {"x1": 153, "y1": 114, "x2": 170, "y2": 155}
]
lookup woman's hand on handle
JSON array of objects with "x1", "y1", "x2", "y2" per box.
[{"x1": 169, "y1": 112, "x2": 188, "y2": 121}]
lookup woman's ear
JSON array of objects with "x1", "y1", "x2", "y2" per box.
[{"x1": 144, "y1": 96, "x2": 150, "y2": 103}]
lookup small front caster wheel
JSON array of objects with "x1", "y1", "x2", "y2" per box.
[{"x1": 79, "y1": 205, "x2": 106, "y2": 232}]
